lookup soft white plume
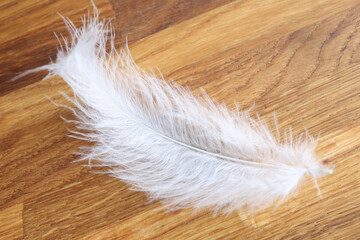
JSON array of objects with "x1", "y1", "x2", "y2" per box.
[{"x1": 25, "y1": 9, "x2": 332, "y2": 213}]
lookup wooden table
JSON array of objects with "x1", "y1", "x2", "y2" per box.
[{"x1": 1, "y1": 0, "x2": 359, "y2": 239}]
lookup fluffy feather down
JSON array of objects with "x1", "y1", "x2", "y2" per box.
[{"x1": 26, "y1": 9, "x2": 332, "y2": 213}]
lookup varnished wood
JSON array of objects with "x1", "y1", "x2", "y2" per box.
[
  {"x1": 0, "y1": 203, "x2": 23, "y2": 239},
  {"x1": 109, "y1": 0, "x2": 234, "y2": 45},
  {"x1": 1, "y1": 0, "x2": 359, "y2": 239}
]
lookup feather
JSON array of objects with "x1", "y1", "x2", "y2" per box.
[{"x1": 22, "y1": 8, "x2": 333, "y2": 213}]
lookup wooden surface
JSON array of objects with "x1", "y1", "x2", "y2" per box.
[{"x1": 1, "y1": 0, "x2": 360, "y2": 239}]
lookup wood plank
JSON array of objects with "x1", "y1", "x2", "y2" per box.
[
  {"x1": 108, "y1": 0, "x2": 234, "y2": 45},
  {"x1": 0, "y1": 0, "x2": 114, "y2": 96},
  {"x1": 129, "y1": 0, "x2": 360, "y2": 76},
  {"x1": 0, "y1": 77, "x2": 86, "y2": 210},
  {"x1": 23, "y1": 171, "x2": 153, "y2": 239},
  {"x1": 0, "y1": 203, "x2": 23, "y2": 240}
]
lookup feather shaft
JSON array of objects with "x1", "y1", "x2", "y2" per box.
[
  {"x1": 88, "y1": 83, "x2": 331, "y2": 175},
  {"x1": 56, "y1": 58, "x2": 331, "y2": 176}
]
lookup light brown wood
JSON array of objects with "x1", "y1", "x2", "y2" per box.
[
  {"x1": 1, "y1": 0, "x2": 359, "y2": 239},
  {"x1": 0, "y1": 203, "x2": 23, "y2": 239}
]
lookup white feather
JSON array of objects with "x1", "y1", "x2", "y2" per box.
[{"x1": 25, "y1": 9, "x2": 332, "y2": 213}]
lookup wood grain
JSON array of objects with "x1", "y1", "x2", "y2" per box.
[
  {"x1": 0, "y1": 203, "x2": 23, "y2": 239},
  {"x1": 0, "y1": 0, "x2": 114, "y2": 96},
  {"x1": 108, "y1": 0, "x2": 234, "y2": 45},
  {"x1": 1, "y1": 0, "x2": 359, "y2": 239}
]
